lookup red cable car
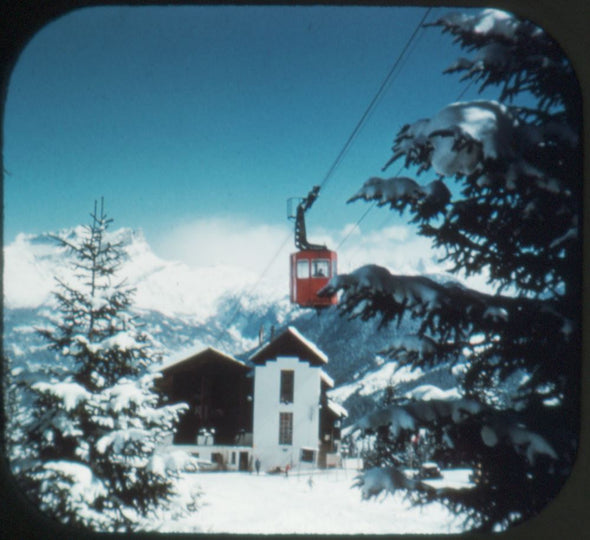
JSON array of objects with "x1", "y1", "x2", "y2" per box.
[{"x1": 288, "y1": 186, "x2": 338, "y2": 308}]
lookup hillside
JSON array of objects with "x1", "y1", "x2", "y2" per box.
[{"x1": 3, "y1": 227, "x2": 463, "y2": 422}]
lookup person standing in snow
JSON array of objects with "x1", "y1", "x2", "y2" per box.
[
  {"x1": 255, "y1": 458, "x2": 261, "y2": 475},
  {"x1": 285, "y1": 464, "x2": 290, "y2": 478}
]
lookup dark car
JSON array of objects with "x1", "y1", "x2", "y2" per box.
[{"x1": 419, "y1": 462, "x2": 443, "y2": 479}]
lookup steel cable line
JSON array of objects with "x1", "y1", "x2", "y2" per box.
[
  {"x1": 336, "y1": 8, "x2": 430, "y2": 172},
  {"x1": 201, "y1": 9, "x2": 478, "y2": 466},
  {"x1": 329, "y1": 9, "x2": 437, "y2": 252},
  {"x1": 203, "y1": 10, "x2": 440, "y2": 458},
  {"x1": 336, "y1": 74, "x2": 478, "y2": 257},
  {"x1": 455, "y1": 79, "x2": 474, "y2": 102},
  {"x1": 317, "y1": 7, "x2": 433, "y2": 193},
  {"x1": 212, "y1": 229, "x2": 293, "y2": 350},
  {"x1": 163, "y1": 8, "x2": 455, "y2": 467},
  {"x1": 336, "y1": 201, "x2": 377, "y2": 252},
  {"x1": 336, "y1": 163, "x2": 405, "y2": 253},
  {"x1": 213, "y1": 7, "x2": 435, "y2": 348}
]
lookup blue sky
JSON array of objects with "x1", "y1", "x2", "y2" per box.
[{"x1": 4, "y1": 4, "x2": 495, "y2": 274}]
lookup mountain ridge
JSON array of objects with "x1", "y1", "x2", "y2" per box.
[{"x1": 3, "y1": 226, "x2": 463, "y2": 421}]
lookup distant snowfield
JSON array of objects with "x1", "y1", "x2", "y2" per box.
[
  {"x1": 330, "y1": 360, "x2": 424, "y2": 403},
  {"x1": 158, "y1": 467, "x2": 472, "y2": 534}
]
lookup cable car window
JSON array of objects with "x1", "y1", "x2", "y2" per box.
[
  {"x1": 312, "y1": 259, "x2": 329, "y2": 278},
  {"x1": 332, "y1": 259, "x2": 337, "y2": 277},
  {"x1": 297, "y1": 259, "x2": 309, "y2": 278}
]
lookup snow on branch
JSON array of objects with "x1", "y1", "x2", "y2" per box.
[
  {"x1": 349, "y1": 399, "x2": 483, "y2": 438},
  {"x1": 348, "y1": 176, "x2": 450, "y2": 220},
  {"x1": 353, "y1": 466, "x2": 435, "y2": 499},
  {"x1": 428, "y1": 9, "x2": 577, "y2": 113},
  {"x1": 318, "y1": 264, "x2": 509, "y2": 338},
  {"x1": 429, "y1": 9, "x2": 524, "y2": 42},
  {"x1": 43, "y1": 461, "x2": 108, "y2": 503},
  {"x1": 148, "y1": 449, "x2": 198, "y2": 477},
  {"x1": 357, "y1": 99, "x2": 578, "y2": 297},
  {"x1": 380, "y1": 100, "x2": 576, "y2": 201},
  {"x1": 480, "y1": 423, "x2": 558, "y2": 465},
  {"x1": 96, "y1": 428, "x2": 152, "y2": 455},
  {"x1": 347, "y1": 398, "x2": 558, "y2": 469},
  {"x1": 383, "y1": 101, "x2": 510, "y2": 176},
  {"x1": 379, "y1": 334, "x2": 446, "y2": 366},
  {"x1": 98, "y1": 375, "x2": 159, "y2": 413},
  {"x1": 32, "y1": 379, "x2": 90, "y2": 411}
]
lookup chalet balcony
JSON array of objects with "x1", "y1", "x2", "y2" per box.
[
  {"x1": 176, "y1": 427, "x2": 253, "y2": 447},
  {"x1": 163, "y1": 430, "x2": 254, "y2": 472}
]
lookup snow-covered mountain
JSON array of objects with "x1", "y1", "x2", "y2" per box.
[
  {"x1": 4, "y1": 228, "x2": 284, "y2": 319},
  {"x1": 3, "y1": 227, "x2": 463, "y2": 421}
]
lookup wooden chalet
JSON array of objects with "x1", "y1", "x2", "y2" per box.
[{"x1": 156, "y1": 327, "x2": 347, "y2": 471}]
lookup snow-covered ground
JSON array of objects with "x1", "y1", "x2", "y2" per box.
[{"x1": 157, "y1": 465, "x2": 472, "y2": 534}]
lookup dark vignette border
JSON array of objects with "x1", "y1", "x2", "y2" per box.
[{"x1": 0, "y1": 1, "x2": 588, "y2": 539}]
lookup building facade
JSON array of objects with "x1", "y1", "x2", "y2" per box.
[{"x1": 157, "y1": 326, "x2": 347, "y2": 472}]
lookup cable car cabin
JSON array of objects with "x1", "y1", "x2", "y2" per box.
[
  {"x1": 288, "y1": 185, "x2": 338, "y2": 308},
  {"x1": 290, "y1": 249, "x2": 337, "y2": 308}
]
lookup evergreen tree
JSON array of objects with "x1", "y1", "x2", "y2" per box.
[
  {"x1": 322, "y1": 9, "x2": 581, "y2": 531},
  {"x1": 360, "y1": 383, "x2": 404, "y2": 470},
  {"x1": 3, "y1": 353, "x2": 36, "y2": 488},
  {"x1": 19, "y1": 200, "x2": 196, "y2": 531}
]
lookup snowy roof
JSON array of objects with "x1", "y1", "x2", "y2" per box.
[
  {"x1": 159, "y1": 346, "x2": 247, "y2": 373},
  {"x1": 249, "y1": 326, "x2": 328, "y2": 366},
  {"x1": 320, "y1": 370, "x2": 334, "y2": 388},
  {"x1": 326, "y1": 399, "x2": 348, "y2": 418}
]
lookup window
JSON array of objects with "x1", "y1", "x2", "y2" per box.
[
  {"x1": 311, "y1": 259, "x2": 329, "y2": 278},
  {"x1": 297, "y1": 259, "x2": 309, "y2": 278},
  {"x1": 300, "y1": 448, "x2": 315, "y2": 462},
  {"x1": 279, "y1": 412, "x2": 293, "y2": 445},
  {"x1": 280, "y1": 370, "x2": 294, "y2": 404}
]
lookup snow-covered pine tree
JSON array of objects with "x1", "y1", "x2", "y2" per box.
[
  {"x1": 360, "y1": 381, "x2": 406, "y2": 470},
  {"x1": 3, "y1": 353, "x2": 37, "y2": 492},
  {"x1": 20, "y1": 199, "x2": 196, "y2": 531},
  {"x1": 321, "y1": 9, "x2": 581, "y2": 532}
]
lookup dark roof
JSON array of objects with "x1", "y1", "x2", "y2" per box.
[
  {"x1": 249, "y1": 326, "x2": 328, "y2": 366},
  {"x1": 159, "y1": 346, "x2": 249, "y2": 374}
]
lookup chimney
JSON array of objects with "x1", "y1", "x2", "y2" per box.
[{"x1": 258, "y1": 325, "x2": 265, "y2": 346}]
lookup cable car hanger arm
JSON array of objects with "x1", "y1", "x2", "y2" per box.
[{"x1": 294, "y1": 186, "x2": 327, "y2": 251}]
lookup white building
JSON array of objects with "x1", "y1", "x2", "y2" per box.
[
  {"x1": 158, "y1": 326, "x2": 347, "y2": 471},
  {"x1": 251, "y1": 326, "x2": 345, "y2": 470}
]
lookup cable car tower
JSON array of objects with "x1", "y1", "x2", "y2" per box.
[{"x1": 288, "y1": 186, "x2": 337, "y2": 308}]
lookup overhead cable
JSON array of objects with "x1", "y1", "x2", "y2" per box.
[
  {"x1": 318, "y1": 7, "x2": 433, "y2": 192},
  {"x1": 214, "y1": 7, "x2": 435, "y2": 348}
]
